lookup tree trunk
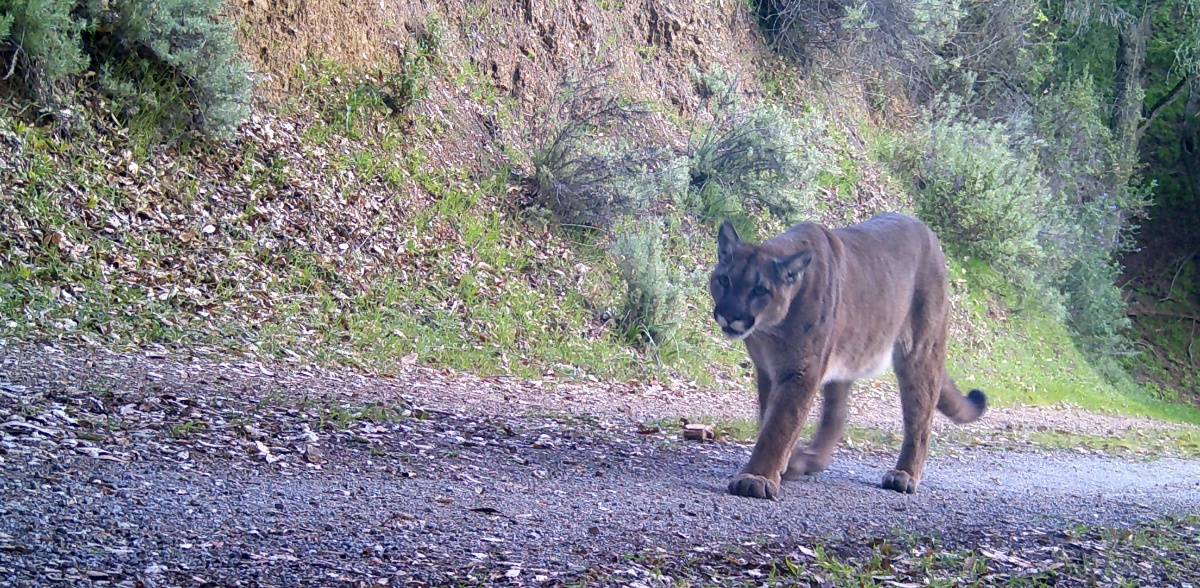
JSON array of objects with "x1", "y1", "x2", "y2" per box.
[
  {"x1": 1182, "y1": 79, "x2": 1200, "y2": 205},
  {"x1": 1110, "y1": 7, "x2": 1154, "y2": 179}
]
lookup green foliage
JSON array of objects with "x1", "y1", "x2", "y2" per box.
[
  {"x1": 906, "y1": 84, "x2": 1146, "y2": 358},
  {"x1": 86, "y1": 0, "x2": 251, "y2": 138},
  {"x1": 354, "y1": 12, "x2": 441, "y2": 119},
  {"x1": 326, "y1": 57, "x2": 434, "y2": 139},
  {"x1": 528, "y1": 69, "x2": 678, "y2": 229},
  {"x1": 682, "y1": 66, "x2": 834, "y2": 226},
  {"x1": 912, "y1": 110, "x2": 1052, "y2": 284},
  {"x1": 0, "y1": 0, "x2": 251, "y2": 139},
  {"x1": 388, "y1": 36, "x2": 436, "y2": 112},
  {"x1": 1059, "y1": 251, "x2": 1132, "y2": 362},
  {"x1": 609, "y1": 219, "x2": 685, "y2": 349},
  {"x1": 1033, "y1": 73, "x2": 1129, "y2": 210},
  {"x1": 0, "y1": 0, "x2": 87, "y2": 95},
  {"x1": 1032, "y1": 74, "x2": 1147, "y2": 363},
  {"x1": 838, "y1": 0, "x2": 966, "y2": 56},
  {"x1": 687, "y1": 104, "x2": 832, "y2": 224},
  {"x1": 295, "y1": 56, "x2": 433, "y2": 142},
  {"x1": 759, "y1": 0, "x2": 1055, "y2": 121}
]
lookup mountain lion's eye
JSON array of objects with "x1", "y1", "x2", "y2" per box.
[
  {"x1": 752, "y1": 285, "x2": 768, "y2": 297},
  {"x1": 717, "y1": 275, "x2": 730, "y2": 288}
]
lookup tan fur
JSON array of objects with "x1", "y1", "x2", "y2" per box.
[{"x1": 709, "y1": 213, "x2": 987, "y2": 498}]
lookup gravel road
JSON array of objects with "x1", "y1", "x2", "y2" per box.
[{"x1": 2, "y1": 342, "x2": 1198, "y2": 587}]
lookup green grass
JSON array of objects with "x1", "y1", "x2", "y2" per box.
[
  {"x1": 169, "y1": 421, "x2": 209, "y2": 438},
  {"x1": 651, "y1": 408, "x2": 1200, "y2": 459},
  {"x1": 644, "y1": 415, "x2": 905, "y2": 455},
  {"x1": 1025, "y1": 427, "x2": 1200, "y2": 459},
  {"x1": 947, "y1": 260, "x2": 1200, "y2": 425},
  {"x1": 309, "y1": 401, "x2": 412, "y2": 431}
]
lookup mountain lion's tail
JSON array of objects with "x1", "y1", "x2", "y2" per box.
[{"x1": 936, "y1": 366, "x2": 987, "y2": 424}]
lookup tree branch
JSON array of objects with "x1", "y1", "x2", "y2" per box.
[
  {"x1": 1145, "y1": 0, "x2": 1170, "y2": 22},
  {"x1": 1137, "y1": 74, "x2": 1193, "y2": 141}
]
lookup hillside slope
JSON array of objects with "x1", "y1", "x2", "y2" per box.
[{"x1": 1, "y1": 0, "x2": 1197, "y2": 426}]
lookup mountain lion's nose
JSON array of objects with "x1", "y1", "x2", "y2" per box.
[
  {"x1": 729, "y1": 317, "x2": 753, "y2": 332},
  {"x1": 714, "y1": 310, "x2": 753, "y2": 336},
  {"x1": 715, "y1": 313, "x2": 730, "y2": 329}
]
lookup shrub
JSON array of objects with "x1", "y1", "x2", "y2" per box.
[
  {"x1": 684, "y1": 66, "x2": 835, "y2": 225},
  {"x1": 1033, "y1": 73, "x2": 1145, "y2": 250},
  {"x1": 913, "y1": 111, "x2": 1052, "y2": 279},
  {"x1": 906, "y1": 84, "x2": 1145, "y2": 359},
  {"x1": 0, "y1": 0, "x2": 87, "y2": 99},
  {"x1": 86, "y1": 0, "x2": 252, "y2": 138},
  {"x1": 1059, "y1": 245, "x2": 1133, "y2": 362},
  {"x1": 527, "y1": 68, "x2": 678, "y2": 229},
  {"x1": 688, "y1": 104, "x2": 833, "y2": 224},
  {"x1": 609, "y1": 219, "x2": 684, "y2": 348},
  {"x1": 0, "y1": 0, "x2": 251, "y2": 139},
  {"x1": 754, "y1": 0, "x2": 963, "y2": 89},
  {"x1": 1033, "y1": 75, "x2": 1147, "y2": 360},
  {"x1": 756, "y1": 0, "x2": 1049, "y2": 120}
]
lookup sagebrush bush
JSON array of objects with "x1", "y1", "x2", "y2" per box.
[
  {"x1": 528, "y1": 69, "x2": 678, "y2": 229},
  {"x1": 0, "y1": 0, "x2": 251, "y2": 138},
  {"x1": 913, "y1": 111, "x2": 1053, "y2": 278},
  {"x1": 90, "y1": 0, "x2": 252, "y2": 137},
  {"x1": 684, "y1": 67, "x2": 834, "y2": 225},
  {"x1": 0, "y1": 0, "x2": 86, "y2": 98},
  {"x1": 609, "y1": 219, "x2": 684, "y2": 348},
  {"x1": 755, "y1": 0, "x2": 961, "y2": 92},
  {"x1": 757, "y1": 0, "x2": 1047, "y2": 120},
  {"x1": 907, "y1": 87, "x2": 1144, "y2": 358},
  {"x1": 688, "y1": 105, "x2": 832, "y2": 224}
]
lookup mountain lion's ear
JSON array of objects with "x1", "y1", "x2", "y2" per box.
[
  {"x1": 717, "y1": 221, "x2": 742, "y2": 262},
  {"x1": 774, "y1": 251, "x2": 813, "y2": 285}
]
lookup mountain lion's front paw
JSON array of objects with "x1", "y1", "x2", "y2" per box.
[
  {"x1": 881, "y1": 469, "x2": 919, "y2": 494},
  {"x1": 728, "y1": 473, "x2": 781, "y2": 500}
]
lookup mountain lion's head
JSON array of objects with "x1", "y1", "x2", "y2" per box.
[{"x1": 708, "y1": 221, "x2": 813, "y2": 340}]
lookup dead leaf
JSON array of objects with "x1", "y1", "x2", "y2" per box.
[{"x1": 253, "y1": 440, "x2": 280, "y2": 463}]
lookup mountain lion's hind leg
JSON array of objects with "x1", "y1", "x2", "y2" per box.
[
  {"x1": 884, "y1": 354, "x2": 939, "y2": 494},
  {"x1": 782, "y1": 380, "x2": 850, "y2": 480}
]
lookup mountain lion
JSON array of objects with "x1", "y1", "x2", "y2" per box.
[{"x1": 709, "y1": 213, "x2": 986, "y2": 497}]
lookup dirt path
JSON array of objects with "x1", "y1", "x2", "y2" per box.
[{"x1": 2, "y1": 341, "x2": 1198, "y2": 586}]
